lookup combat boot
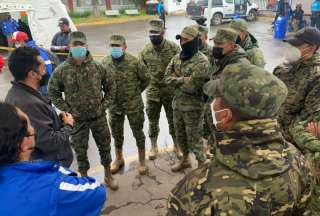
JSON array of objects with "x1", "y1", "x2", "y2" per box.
[
  {"x1": 104, "y1": 165, "x2": 119, "y2": 191},
  {"x1": 173, "y1": 141, "x2": 183, "y2": 160},
  {"x1": 138, "y1": 149, "x2": 149, "y2": 175},
  {"x1": 171, "y1": 154, "x2": 191, "y2": 172},
  {"x1": 111, "y1": 148, "x2": 125, "y2": 174},
  {"x1": 148, "y1": 137, "x2": 158, "y2": 160},
  {"x1": 79, "y1": 170, "x2": 88, "y2": 177}
]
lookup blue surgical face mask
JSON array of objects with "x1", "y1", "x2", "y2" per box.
[
  {"x1": 70, "y1": 46, "x2": 87, "y2": 59},
  {"x1": 109, "y1": 47, "x2": 124, "y2": 59}
]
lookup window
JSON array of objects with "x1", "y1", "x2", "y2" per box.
[{"x1": 212, "y1": 0, "x2": 223, "y2": 6}]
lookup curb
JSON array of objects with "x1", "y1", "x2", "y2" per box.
[{"x1": 75, "y1": 15, "x2": 157, "y2": 27}]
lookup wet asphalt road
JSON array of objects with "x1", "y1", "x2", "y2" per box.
[{"x1": 0, "y1": 15, "x2": 287, "y2": 170}]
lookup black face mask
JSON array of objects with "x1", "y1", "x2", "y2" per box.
[
  {"x1": 39, "y1": 72, "x2": 49, "y2": 87},
  {"x1": 235, "y1": 36, "x2": 241, "y2": 45},
  {"x1": 150, "y1": 35, "x2": 163, "y2": 46},
  {"x1": 212, "y1": 47, "x2": 225, "y2": 59},
  {"x1": 180, "y1": 36, "x2": 199, "y2": 60}
]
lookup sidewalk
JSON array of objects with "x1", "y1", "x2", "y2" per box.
[{"x1": 95, "y1": 149, "x2": 198, "y2": 216}]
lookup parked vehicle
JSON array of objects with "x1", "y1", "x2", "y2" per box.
[{"x1": 187, "y1": 0, "x2": 259, "y2": 25}]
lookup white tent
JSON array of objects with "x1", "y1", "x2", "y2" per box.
[{"x1": 0, "y1": 0, "x2": 76, "y2": 49}]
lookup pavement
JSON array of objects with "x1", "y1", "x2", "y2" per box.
[{"x1": 0, "y1": 15, "x2": 288, "y2": 215}]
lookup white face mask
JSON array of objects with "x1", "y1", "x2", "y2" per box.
[
  {"x1": 284, "y1": 44, "x2": 301, "y2": 63},
  {"x1": 211, "y1": 99, "x2": 228, "y2": 129},
  {"x1": 15, "y1": 42, "x2": 21, "y2": 48}
]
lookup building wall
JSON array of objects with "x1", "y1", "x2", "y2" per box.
[{"x1": 61, "y1": 0, "x2": 136, "y2": 12}]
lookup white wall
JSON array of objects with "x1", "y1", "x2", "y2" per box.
[{"x1": 165, "y1": 0, "x2": 188, "y2": 14}]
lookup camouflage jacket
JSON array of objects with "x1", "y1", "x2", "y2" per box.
[
  {"x1": 164, "y1": 52, "x2": 210, "y2": 111},
  {"x1": 138, "y1": 39, "x2": 180, "y2": 102},
  {"x1": 274, "y1": 53, "x2": 320, "y2": 143},
  {"x1": 48, "y1": 54, "x2": 113, "y2": 121},
  {"x1": 101, "y1": 53, "x2": 149, "y2": 114},
  {"x1": 240, "y1": 33, "x2": 266, "y2": 68},
  {"x1": 167, "y1": 119, "x2": 312, "y2": 216},
  {"x1": 200, "y1": 42, "x2": 214, "y2": 67},
  {"x1": 212, "y1": 46, "x2": 250, "y2": 79}
]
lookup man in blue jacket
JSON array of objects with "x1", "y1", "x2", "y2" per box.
[
  {"x1": 0, "y1": 102, "x2": 107, "y2": 216},
  {"x1": 1, "y1": 13, "x2": 19, "y2": 47}
]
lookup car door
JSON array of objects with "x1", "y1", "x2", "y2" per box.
[{"x1": 223, "y1": 0, "x2": 235, "y2": 17}]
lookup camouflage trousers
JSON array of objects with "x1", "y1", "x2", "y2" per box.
[
  {"x1": 109, "y1": 109, "x2": 146, "y2": 150},
  {"x1": 306, "y1": 152, "x2": 320, "y2": 215},
  {"x1": 146, "y1": 97, "x2": 175, "y2": 139},
  {"x1": 72, "y1": 116, "x2": 112, "y2": 173},
  {"x1": 173, "y1": 109, "x2": 206, "y2": 163}
]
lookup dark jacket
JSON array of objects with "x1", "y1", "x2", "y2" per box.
[{"x1": 5, "y1": 82, "x2": 73, "y2": 167}]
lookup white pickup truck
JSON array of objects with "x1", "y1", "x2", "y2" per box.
[{"x1": 201, "y1": 0, "x2": 259, "y2": 25}]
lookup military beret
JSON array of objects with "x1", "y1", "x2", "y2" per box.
[
  {"x1": 176, "y1": 26, "x2": 199, "y2": 40},
  {"x1": 110, "y1": 35, "x2": 126, "y2": 45},
  {"x1": 203, "y1": 63, "x2": 288, "y2": 118},
  {"x1": 69, "y1": 31, "x2": 87, "y2": 44},
  {"x1": 149, "y1": 19, "x2": 164, "y2": 34},
  {"x1": 284, "y1": 27, "x2": 320, "y2": 47},
  {"x1": 229, "y1": 19, "x2": 248, "y2": 32},
  {"x1": 211, "y1": 27, "x2": 238, "y2": 44}
]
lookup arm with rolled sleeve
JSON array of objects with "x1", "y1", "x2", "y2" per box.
[
  {"x1": 58, "y1": 167, "x2": 107, "y2": 216},
  {"x1": 48, "y1": 66, "x2": 70, "y2": 112}
]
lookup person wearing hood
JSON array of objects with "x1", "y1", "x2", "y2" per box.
[
  {"x1": 164, "y1": 26, "x2": 210, "y2": 172},
  {"x1": 139, "y1": 19, "x2": 182, "y2": 161},
  {"x1": 48, "y1": 31, "x2": 119, "y2": 191},
  {"x1": 101, "y1": 35, "x2": 150, "y2": 176},
  {"x1": 229, "y1": 19, "x2": 266, "y2": 68},
  {"x1": 274, "y1": 27, "x2": 320, "y2": 214},
  {"x1": 11, "y1": 31, "x2": 60, "y2": 96},
  {"x1": 167, "y1": 62, "x2": 312, "y2": 215}
]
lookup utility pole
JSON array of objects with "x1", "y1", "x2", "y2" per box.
[
  {"x1": 206, "y1": 0, "x2": 213, "y2": 41},
  {"x1": 92, "y1": 0, "x2": 100, "y2": 17},
  {"x1": 67, "y1": 0, "x2": 74, "y2": 13}
]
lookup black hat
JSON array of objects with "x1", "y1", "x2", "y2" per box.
[
  {"x1": 284, "y1": 27, "x2": 320, "y2": 47},
  {"x1": 58, "y1": 17, "x2": 69, "y2": 26}
]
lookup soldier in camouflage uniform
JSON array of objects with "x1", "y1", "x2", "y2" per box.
[
  {"x1": 229, "y1": 19, "x2": 266, "y2": 68},
  {"x1": 48, "y1": 31, "x2": 118, "y2": 190},
  {"x1": 274, "y1": 27, "x2": 320, "y2": 215},
  {"x1": 167, "y1": 63, "x2": 313, "y2": 216},
  {"x1": 204, "y1": 28, "x2": 250, "y2": 155},
  {"x1": 101, "y1": 35, "x2": 150, "y2": 175},
  {"x1": 164, "y1": 26, "x2": 210, "y2": 172},
  {"x1": 197, "y1": 25, "x2": 214, "y2": 66},
  {"x1": 138, "y1": 19, "x2": 182, "y2": 160}
]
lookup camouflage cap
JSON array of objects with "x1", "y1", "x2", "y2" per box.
[
  {"x1": 149, "y1": 19, "x2": 164, "y2": 34},
  {"x1": 284, "y1": 27, "x2": 320, "y2": 47},
  {"x1": 211, "y1": 27, "x2": 238, "y2": 44},
  {"x1": 69, "y1": 31, "x2": 87, "y2": 44},
  {"x1": 229, "y1": 19, "x2": 248, "y2": 32},
  {"x1": 204, "y1": 63, "x2": 288, "y2": 118},
  {"x1": 110, "y1": 35, "x2": 126, "y2": 45},
  {"x1": 197, "y1": 25, "x2": 208, "y2": 35},
  {"x1": 176, "y1": 26, "x2": 198, "y2": 40}
]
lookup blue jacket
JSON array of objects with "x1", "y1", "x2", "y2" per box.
[
  {"x1": 157, "y1": 3, "x2": 164, "y2": 15},
  {"x1": 0, "y1": 161, "x2": 106, "y2": 216},
  {"x1": 27, "y1": 40, "x2": 54, "y2": 77},
  {"x1": 1, "y1": 18, "x2": 18, "y2": 36}
]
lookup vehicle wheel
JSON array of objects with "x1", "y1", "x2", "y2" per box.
[
  {"x1": 211, "y1": 13, "x2": 222, "y2": 26},
  {"x1": 247, "y1": 10, "x2": 257, "y2": 22}
]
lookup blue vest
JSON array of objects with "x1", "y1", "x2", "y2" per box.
[{"x1": 27, "y1": 40, "x2": 54, "y2": 77}]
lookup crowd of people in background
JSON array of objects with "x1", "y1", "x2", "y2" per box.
[{"x1": 1, "y1": 7, "x2": 320, "y2": 215}]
